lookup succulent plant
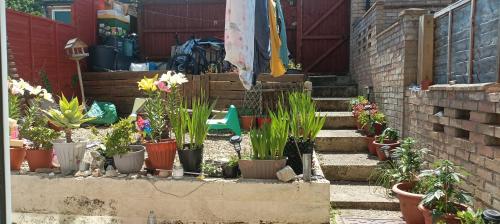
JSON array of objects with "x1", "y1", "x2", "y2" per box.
[{"x1": 43, "y1": 94, "x2": 94, "y2": 143}]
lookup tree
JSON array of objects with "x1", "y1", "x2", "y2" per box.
[{"x1": 7, "y1": 0, "x2": 43, "y2": 16}]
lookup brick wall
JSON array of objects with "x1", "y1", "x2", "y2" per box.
[{"x1": 406, "y1": 85, "x2": 500, "y2": 209}]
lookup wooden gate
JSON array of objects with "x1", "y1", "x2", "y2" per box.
[{"x1": 297, "y1": 0, "x2": 350, "y2": 74}]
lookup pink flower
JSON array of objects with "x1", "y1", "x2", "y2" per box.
[{"x1": 156, "y1": 81, "x2": 171, "y2": 93}]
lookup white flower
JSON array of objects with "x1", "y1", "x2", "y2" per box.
[
  {"x1": 30, "y1": 85, "x2": 43, "y2": 96},
  {"x1": 159, "y1": 71, "x2": 188, "y2": 88},
  {"x1": 17, "y1": 79, "x2": 32, "y2": 92},
  {"x1": 42, "y1": 89, "x2": 53, "y2": 102}
]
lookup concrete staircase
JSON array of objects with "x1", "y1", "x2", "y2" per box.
[{"x1": 312, "y1": 85, "x2": 400, "y2": 215}]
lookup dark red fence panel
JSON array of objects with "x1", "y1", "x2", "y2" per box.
[{"x1": 7, "y1": 0, "x2": 96, "y2": 97}]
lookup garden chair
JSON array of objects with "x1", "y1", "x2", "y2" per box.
[{"x1": 207, "y1": 105, "x2": 241, "y2": 136}]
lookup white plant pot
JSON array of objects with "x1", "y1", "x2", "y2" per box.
[
  {"x1": 113, "y1": 145, "x2": 145, "y2": 174},
  {"x1": 53, "y1": 140, "x2": 87, "y2": 175}
]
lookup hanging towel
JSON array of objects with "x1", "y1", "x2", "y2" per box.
[
  {"x1": 254, "y1": 0, "x2": 270, "y2": 83},
  {"x1": 276, "y1": 0, "x2": 289, "y2": 68},
  {"x1": 224, "y1": 0, "x2": 256, "y2": 90},
  {"x1": 268, "y1": 0, "x2": 286, "y2": 77}
]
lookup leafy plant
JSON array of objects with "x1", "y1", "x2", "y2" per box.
[
  {"x1": 377, "y1": 128, "x2": 399, "y2": 143},
  {"x1": 372, "y1": 111, "x2": 385, "y2": 124},
  {"x1": 202, "y1": 162, "x2": 222, "y2": 177},
  {"x1": 43, "y1": 94, "x2": 94, "y2": 143},
  {"x1": 371, "y1": 138, "x2": 428, "y2": 194},
  {"x1": 239, "y1": 106, "x2": 255, "y2": 116},
  {"x1": 419, "y1": 160, "x2": 472, "y2": 219},
  {"x1": 187, "y1": 95, "x2": 214, "y2": 150},
  {"x1": 457, "y1": 208, "x2": 485, "y2": 224},
  {"x1": 288, "y1": 91, "x2": 325, "y2": 141},
  {"x1": 138, "y1": 75, "x2": 168, "y2": 142},
  {"x1": 350, "y1": 96, "x2": 368, "y2": 109},
  {"x1": 250, "y1": 102, "x2": 290, "y2": 160},
  {"x1": 8, "y1": 93, "x2": 21, "y2": 120},
  {"x1": 7, "y1": 0, "x2": 43, "y2": 16},
  {"x1": 227, "y1": 155, "x2": 239, "y2": 167},
  {"x1": 39, "y1": 69, "x2": 53, "y2": 94},
  {"x1": 19, "y1": 98, "x2": 60, "y2": 150},
  {"x1": 102, "y1": 118, "x2": 136, "y2": 157}
]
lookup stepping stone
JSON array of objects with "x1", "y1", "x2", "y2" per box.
[
  {"x1": 334, "y1": 209, "x2": 404, "y2": 224},
  {"x1": 314, "y1": 97, "x2": 352, "y2": 111},
  {"x1": 317, "y1": 153, "x2": 379, "y2": 182},
  {"x1": 315, "y1": 130, "x2": 367, "y2": 153},
  {"x1": 317, "y1": 111, "x2": 356, "y2": 130},
  {"x1": 330, "y1": 182, "x2": 400, "y2": 211}
]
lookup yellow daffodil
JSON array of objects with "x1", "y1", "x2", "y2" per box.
[{"x1": 137, "y1": 74, "x2": 158, "y2": 92}]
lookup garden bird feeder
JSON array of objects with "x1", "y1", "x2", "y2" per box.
[{"x1": 65, "y1": 38, "x2": 89, "y2": 110}]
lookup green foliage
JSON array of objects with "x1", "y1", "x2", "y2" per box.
[
  {"x1": 377, "y1": 128, "x2": 399, "y2": 143},
  {"x1": 171, "y1": 101, "x2": 189, "y2": 149},
  {"x1": 227, "y1": 155, "x2": 239, "y2": 167},
  {"x1": 19, "y1": 98, "x2": 60, "y2": 150},
  {"x1": 457, "y1": 208, "x2": 485, "y2": 224},
  {"x1": 103, "y1": 118, "x2": 136, "y2": 157},
  {"x1": 288, "y1": 92, "x2": 325, "y2": 141},
  {"x1": 39, "y1": 69, "x2": 53, "y2": 93},
  {"x1": 350, "y1": 96, "x2": 368, "y2": 109},
  {"x1": 144, "y1": 91, "x2": 167, "y2": 142},
  {"x1": 371, "y1": 138, "x2": 428, "y2": 194},
  {"x1": 372, "y1": 111, "x2": 385, "y2": 123},
  {"x1": 419, "y1": 160, "x2": 472, "y2": 219},
  {"x1": 187, "y1": 95, "x2": 214, "y2": 150},
  {"x1": 250, "y1": 101, "x2": 290, "y2": 160},
  {"x1": 202, "y1": 162, "x2": 222, "y2": 177},
  {"x1": 43, "y1": 94, "x2": 94, "y2": 143},
  {"x1": 8, "y1": 93, "x2": 21, "y2": 120},
  {"x1": 239, "y1": 106, "x2": 255, "y2": 116},
  {"x1": 7, "y1": 0, "x2": 43, "y2": 16}
]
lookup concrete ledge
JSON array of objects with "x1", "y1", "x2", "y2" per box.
[
  {"x1": 12, "y1": 175, "x2": 330, "y2": 223},
  {"x1": 429, "y1": 83, "x2": 495, "y2": 91}
]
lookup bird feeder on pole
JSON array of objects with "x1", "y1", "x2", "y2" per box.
[{"x1": 64, "y1": 38, "x2": 89, "y2": 110}]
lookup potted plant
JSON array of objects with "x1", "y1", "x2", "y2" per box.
[
  {"x1": 418, "y1": 160, "x2": 472, "y2": 224},
  {"x1": 102, "y1": 118, "x2": 145, "y2": 174},
  {"x1": 284, "y1": 92, "x2": 325, "y2": 174},
  {"x1": 351, "y1": 96, "x2": 368, "y2": 131},
  {"x1": 373, "y1": 128, "x2": 400, "y2": 161},
  {"x1": 372, "y1": 138, "x2": 429, "y2": 224},
  {"x1": 457, "y1": 208, "x2": 485, "y2": 224},
  {"x1": 239, "y1": 102, "x2": 289, "y2": 179},
  {"x1": 8, "y1": 79, "x2": 25, "y2": 170},
  {"x1": 137, "y1": 72, "x2": 187, "y2": 173},
  {"x1": 178, "y1": 96, "x2": 214, "y2": 173},
  {"x1": 222, "y1": 155, "x2": 239, "y2": 178},
  {"x1": 239, "y1": 106, "x2": 256, "y2": 130},
  {"x1": 43, "y1": 95, "x2": 93, "y2": 175}
]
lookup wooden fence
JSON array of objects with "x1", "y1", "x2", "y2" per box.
[
  {"x1": 423, "y1": 0, "x2": 500, "y2": 85},
  {"x1": 83, "y1": 71, "x2": 305, "y2": 116}
]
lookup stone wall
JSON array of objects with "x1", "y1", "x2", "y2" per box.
[{"x1": 406, "y1": 85, "x2": 500, "y2": 209}]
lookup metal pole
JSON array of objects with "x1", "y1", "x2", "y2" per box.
[
  {"x1": 76, "y1": 60, "x2": 86, "y2": 110},
  {"x1": 0, "y1": 0, "x2": 12, "y2": 222}
]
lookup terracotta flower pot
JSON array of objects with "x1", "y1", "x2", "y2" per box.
[
  {"x1": 239, "y1": 158, "x2": 287, "y2": 179},
  {"x1": 240, "y1": 115, "x2": 256, "y2": 130},
  {"x1": 421, "y1": 80, "x2": 432, "y2": 90},
  {"x1": 26, "y1": 149, "x2": 54, "y2": 172},
  {"x1": 365, "y1": 136, "x2": 377, "y2": 155},
  {"x1": 145, "y1": 139, "x2": 177, "y2": 171},
  {"x1": 373, "y1": 140, "x2": 400, "y2": 161},
  {"x1": 418, "y1": 203, "x2": 467, "y2": 224},
  {"x1": 10, "y1": 148, "x2": 26, "y2": 171},
  {"x1": 257, "y1": 117, "x2": 271, "y2": 129},
  {"x1": 392, "y1": 182, "x2": 424, "y2": 224}
]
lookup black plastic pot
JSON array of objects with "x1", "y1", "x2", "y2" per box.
[
  {"x1": 178, "y1": 145, "x2": 203, "y2": 173},
  {"x1": 223, "y1": 165, "x2": 239, "y2": 178},
  {"x1": 284, "y1": 137, "x2": 314, "y2": 174},
  {"x1": 483, "y1": 209, "x2": 500, "y2": 223}
]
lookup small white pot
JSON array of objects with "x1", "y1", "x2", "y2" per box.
[
  {"x1": 53, "y1": 140, "x2": 87, "y2": 175},
  {"x1": 113, "y1": 145, "x2": 145, "y2": 174}
]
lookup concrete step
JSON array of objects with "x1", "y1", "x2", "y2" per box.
[
  {"x1": 330, "y1": 182, "x2": 400, "y2": 211},
  {"x1": 312, "y1": 85, "x2": 357, "y2": 98},
  {"x1": 308, "y1": 75, "x2": 354, "y2": 86},
  {"x1": 317, "y1": 112, "x2": 356, "y2": 130},
  {"x1": 317, "y1": 153, "x2": 379, "y2": 182},
  {"x1": 315, "y1": 130, "x2": 367, "y2": 153},
  {"x1": 334, "y1": 209, "x2": 404, "y2": 224},
  {"x1": 314, "y1": 97, "x2": 352, "y2": 111}
]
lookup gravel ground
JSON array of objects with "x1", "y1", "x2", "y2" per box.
[{"x1": 72, "y1": 127, "x2": 252, "y2": 162}]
